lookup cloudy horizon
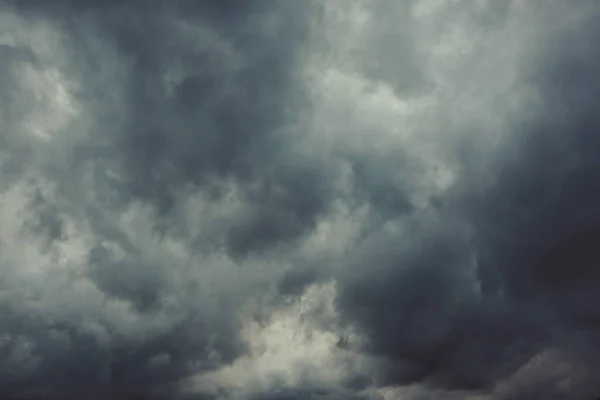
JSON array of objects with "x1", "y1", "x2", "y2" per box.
[{"x1": 1, "y1": 1, "x2": 600, "y2": 399}]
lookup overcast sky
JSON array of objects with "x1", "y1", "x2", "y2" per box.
[{"x1": 1, "y1": 1, "x2": 600, "y2": 399}]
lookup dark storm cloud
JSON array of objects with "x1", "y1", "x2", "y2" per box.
[
  {"x1": 0, "y1": 1, "x2": 326, "y2": 399},
  {"x1": 333, "y1": 2, "x2": 600, "y2": 397},
  {"x1": 474, "y1": 15, "x2": 600, "y2": 330},
  {"x1": 3, "y1": 0, "x2": 600, "y2": 399},
  {"x1": 335, "y1": 212, "x2": 551, "y2": 391},
  {"x1": 247, "y1": 387, "x2": 382, "y2": 400},
  {"x1": 6, "y1": 0, "x2": 329, "y2": 256}
]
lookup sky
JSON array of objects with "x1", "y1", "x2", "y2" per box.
[{"x1": 0, "y1": 0, "x2": 600, "y2": 399}]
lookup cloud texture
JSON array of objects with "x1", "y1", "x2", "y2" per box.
[{"x1": 1, "y1": 1, "x2": 600, "y2": 399}]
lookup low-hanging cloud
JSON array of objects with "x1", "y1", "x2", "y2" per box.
[{"x1": 1, "y1": 1, "x2": 600, "y2": 399}]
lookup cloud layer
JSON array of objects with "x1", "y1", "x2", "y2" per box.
[{"x1": 1, "y1": 1, "x2": 600, "y2": 399}]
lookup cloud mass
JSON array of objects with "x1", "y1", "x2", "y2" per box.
[{"x1": 1, "y1": 1, "x2": 600, "y2": 399}]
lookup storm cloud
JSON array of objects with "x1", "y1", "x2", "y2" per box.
[{"x1": 1, "y1": 0, "x2": 600, "y2": 399}]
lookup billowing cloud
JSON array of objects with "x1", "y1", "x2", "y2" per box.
[{"x1": 1, "y1": 1, "x2": 599, "y2": 399}]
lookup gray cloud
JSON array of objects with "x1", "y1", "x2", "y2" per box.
[
  {"x1": 1, "y1": 1, "x2": 600, "y2": 399},
  {"x1": 0, "y1": 1, "x2": 323, "y2": 399},
  {"x1": 332, "y1": 0, "x2": 600, "y2": 397}
]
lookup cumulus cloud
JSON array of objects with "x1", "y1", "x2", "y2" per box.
[{"x1": 1, "y1": 0, "x2": 600, "y2": 399}]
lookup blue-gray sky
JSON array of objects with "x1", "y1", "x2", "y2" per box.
[{"x1": 1, "y1": 1, "x2": 600, "y2": 399}]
